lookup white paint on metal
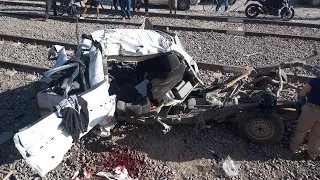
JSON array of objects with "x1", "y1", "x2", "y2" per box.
[{"x1": 13, "y1": 81, "x2": 117, "y2": 177}]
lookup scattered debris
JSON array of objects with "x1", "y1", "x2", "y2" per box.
[
  {"x1": 27, "y1": 45, "x2": 38, "y2": 49},
  {"x1": 96, "y1": 166, "x2": 138, "y2": 180},
  {"x1": 222, "y1": 155, "x2": 239, "y2": 177},
  {"x1": 25, "y1": 74, "x2": 37, "y2": 81},
  {"x1": 244, "y1": 52, "x2": 262, "y2": 57},
  {"x1": 71, "y1": 169, "x2": 91, "y2": 180},
  {"x1": 4, "y1": 70, "x2": 17, "y2": 77},
  {"x1": 11, "y1": 42, "x2": 21, "y2": 47},
  {"x1": 0, "y1": 170, "x2": 14, "y2": 180}
]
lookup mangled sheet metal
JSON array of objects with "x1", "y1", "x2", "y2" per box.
[
  {"x1": 14, "y1": 80, "x2": 116, "y2": 177},
  {"x1": 13, "y1": 28, "x2": 202, "y2": 177},
  {"x1": 75, "y1": 29, "x2": 201, "y2": 80}
]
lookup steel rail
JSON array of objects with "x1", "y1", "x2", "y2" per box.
[
  {"x1": 1, "y1": 11, "x2": 320, "y2": 42},
  {"x1": 0, "y1": 33, "x2": 77, "y2": 49},
  {"x1": 0, "y1": 0, "x2": 320, "y2": 28},
  {"x1": 0, "y1": 59, "x2": 49, "y2": 73}
]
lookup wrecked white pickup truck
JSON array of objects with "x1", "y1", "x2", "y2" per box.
[{"x1": 13, "y1": 25, "x2": 307, "y2": 177}]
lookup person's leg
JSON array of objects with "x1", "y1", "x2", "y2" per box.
[
  {"x1": 113, "y1": 0, "x2": 118, "y2": 9},
  {"x1": 308, "y1": 122, "x2": 320, "y2": 159},
  {"x1": 291, "y1": 105, "x2": 317, "y2": 152},
  {"x1": 92, "y1": 1, "x2": 100, "y2": 18},
  {"x1": 224, "y1": 0, "x2": 229, "y2": 12},
  {"x1": 216, "y1": 0, "x2": 224, "y2": 12},
  {"x1": 52, "y1": 0, "x2": 58, "y2": 16},
  {"x1": 120, "y1": 0, "x2": 126, "y2": 19},
  {"x1": 96, "y1": 6, "x2": 100, "y2": 18},
  {"x1": 45, "y1": 0, "x2": 52, "y2": 19},
  {"x1": 144, "y1": 0, "x2": 149, "y2": 12},
  {"x1": 83, "y1": 0, "x2": 91, "y2": 16},
  {"x1": 126, "y1": 0, "x2": 131, "y2": 18},
  {"x1": 82, "y1": 6, "x2": 88, "y2": 16},
  {"x1": 168, "y1": 0, "x2": 172, "y2": 14},
  {"x1": 174, "y1": 0, "x2": 177, "y2": 14},
  {"x1": 132, "y1": 0, "x2": 136, "y2": 12}
]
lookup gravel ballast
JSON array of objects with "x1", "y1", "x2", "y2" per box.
[
  {"x1": 0, "y1": 41, "x2": 55, "y2": 67},
  {"x1": 0, "y1": 15, "x2": 319, "y2": 68},
  {"x1": 0, "y1": 11, "x2": 320, "y2": 180},
  {"x1": 1, "y1": 0, "x2": 320, "y2": 24},
  {"x1": 1, "y1": 5, "x2": 320, "y2": 37}
]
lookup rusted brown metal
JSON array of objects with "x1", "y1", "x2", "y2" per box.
[
  {"x1": 214, "y1": 68, "x2": 253, "y2": 92},
  {"x1": 247, "y1": 76, "x2": 298, "y2": 89}
]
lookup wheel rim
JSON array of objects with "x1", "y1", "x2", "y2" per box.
[
  {"x1": 248, "y1": 6, "x2": 258, "y2": 16},
  {"x1": 247, "y1": 118, "x2": 274, "y2": 140},
  {"x1": 178, "y1": 0, "x2": 189, "y2": 9},
  {"x1": 283, "y1": 10, "x2": 293, "y2": 19}
]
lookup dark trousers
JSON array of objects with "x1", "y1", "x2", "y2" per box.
[
  {"x1": 120, "y1": 0, "x2": 131, "y2": 17},
  {"x1": 113, "y1": 0, "x2": 118, "y2": 9},
  {"x1": 45, "y1": 0, "x2": 58, "y2": 18},
  {"x1": 132, "y1": 0, "x2": 141, "y2": 11},
  {"x1": 144, "y1": 0, "x2": 148, "y2": 12}
]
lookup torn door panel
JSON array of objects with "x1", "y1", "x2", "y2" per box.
[{"x1": 13, "y1": 80, "x2": 116, "y2": 177}]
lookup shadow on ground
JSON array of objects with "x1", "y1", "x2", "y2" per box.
[
  {"x1": 84, "y1": 119, "x2": 299, "y2": 164},
  {"x1": 0, "y1": 81, "x2": 46, "y2": 167}
]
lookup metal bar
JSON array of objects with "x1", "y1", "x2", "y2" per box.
[
  {"x1": 0, "y1": 0, "x2": 320, "y2": 28},
  {"x1": 214, "y1": 69, "x2": 252, "y2": 92},
  {"x1": 196, "y1": 62, "x2": 249, "y2": 73},
  {"x1": 196, "y1": 62, "x2": 316, "y2": 82},
  {"x1": 0, "y1": 60, "x2": 50, "y2": 73},
  {"x1": 256, "y1": 54, "x2": 320, "y2": 70},
  {"x1": 1, "y1": 12, "x2": 320, "y2": 41},
  {"x1": 286, "y1": 73, "x2": 316, "y2": 82},
  {"x1": 0, "y1": 33, "x2": 77, "y2": 49}
]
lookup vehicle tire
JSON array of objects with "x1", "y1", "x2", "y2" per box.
[
  {"x1": 177, "y1": 0, "x2": 190, "y2": 10},
  {"x1": 229, "y1": 0, "x2": 236, "y2": 5},
  {"x1": 238, "y1": 111, "x2": 284, "y2": 144},
  {"x1": 202, "y1": 0, "x2": 215, "y2": 11},
  {"x1": 281, "y1": 7, "x2": 295, "y2": 21},
  {"x1": 57, "y1": 5, "x2": 67, "y2": 16},
  {"x1": 245, "y1": 4, "x2": 260, "y2": 18}
]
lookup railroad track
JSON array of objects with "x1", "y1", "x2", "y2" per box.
[
  {"x1": 0, "y1": 0, "x2": 320, "y2": 28},
  {"x1": 1, "y1": 11, "x2": 320, "y2": 42},
  {"x1": 0, "y1": 33, "x2": 317, "y2": 82}
]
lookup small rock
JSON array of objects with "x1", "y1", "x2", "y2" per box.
[
  {"x1": 4, "y1": 70, "x2": 17, "y2": 77},
  {"x1": 25, "y1": 74, "x2": 37, "y2": 81}
]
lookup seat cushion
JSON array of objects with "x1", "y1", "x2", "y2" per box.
[{"x1": 116, "y1": 97, "x2": 151, "y2": 117}]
